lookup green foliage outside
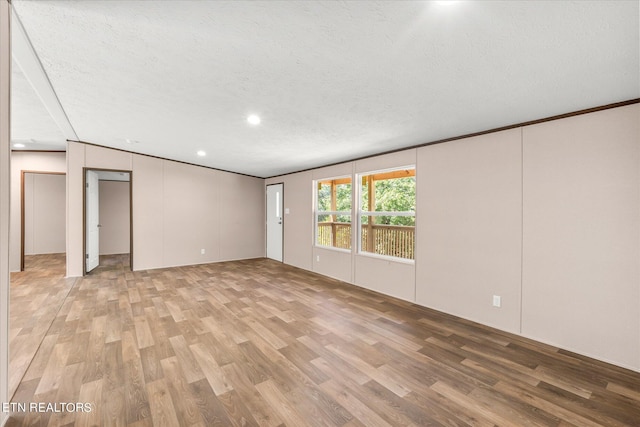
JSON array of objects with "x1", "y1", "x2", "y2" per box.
[
  {"x1": 316, "y1": 176, "x2": 416, "y2": 257},
  {"x1": 317, "y1": 176, "x2": 416, "y2": 226},
  {"x1": 317, "y1": 182, "x2": 351, "y2": 223},
  {"x1": 361, "y1": 177, "x2": 415, "y2": 226}
]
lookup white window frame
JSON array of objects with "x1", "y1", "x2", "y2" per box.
[
  {"x1": 356, "y1": 166, "x2": 416, "y2": 262},
  {"x1": 314, "y1": 175, "x2": 353, "y2": 251}
]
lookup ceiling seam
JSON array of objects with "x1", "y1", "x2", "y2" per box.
[{"x1": 11, "y1": 8, "x2": 79, "y2": 141}]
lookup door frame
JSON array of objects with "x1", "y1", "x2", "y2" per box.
[
  {"x1": 266, "y1": 182, "x2": 284, "y2": 262},
  {"x1": 20, "y1": 170, "x2": 66, "y2": 271},
  {"x1": 82, "y1": 167, "x2": 133, "y2": 275}
]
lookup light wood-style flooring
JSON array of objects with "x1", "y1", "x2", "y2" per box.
[
  {"x1": 7, "y1": 255, "x2": 640, "y2": 426},
  {"x1": 9, "y1": 254, "x2": 77, "y2": 398}
]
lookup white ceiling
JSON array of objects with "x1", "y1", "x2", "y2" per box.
[
  {"x1": 10, "y1": 1, "x2": 639, "y2": 178},
  {"x1": 11, "y1": 59, "x2": 66, "y2": 149}
]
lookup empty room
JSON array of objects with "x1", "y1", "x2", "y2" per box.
[{"x1": 1, "y1": 1, "x2": 639, "y2": 426}]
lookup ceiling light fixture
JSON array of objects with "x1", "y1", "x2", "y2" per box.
[
  {"x1": 247, "y1": 114, "x2": 261, "y2": 125},
  {"x1": 13, "y1": 143, "x2": 25, "y2": 148},
  {"x1": 197, "y1": 150, "x2": 206, "y2": 157}
]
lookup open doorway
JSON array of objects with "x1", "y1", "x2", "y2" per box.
[
  {"x1": 20, "y1": 171, "x2": 66, "y2": 271},
  {"x1": 266, "y1": 183, "x2": 284, "y2": 262},
  {"x1": 83, "y1": 168, "x2": 132, "y2": 274}
]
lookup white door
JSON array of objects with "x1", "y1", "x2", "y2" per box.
[
  {"x1": 86, "y1": 170, "x2": 100, "y2": 273},
  {"x1": 266, "y1": 184, "x2": 283, "y2": 262}
]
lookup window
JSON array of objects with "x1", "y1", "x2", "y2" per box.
[
  {"x1": 315, "y1": 176, "x2": 352, "y2": 250},
  {"x1": 359, "y1": 168, "x2": 415, "y2": 260}
]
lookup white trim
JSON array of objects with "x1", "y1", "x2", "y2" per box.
[
  {"x1": 359, "y1": 211, "x2": 415, "y2": 217},
  {"x1": 11, "y1": 8, "x2": 78, "y2": 140},
  {"x1": 355, "y1": 252, "x2": 415, "y2": 265},
  {"x1": 317, "y1": 211, "x2": 351, "y2": 216},
  {"x1": 315, "y1": 174, "x2": 352, "y2": 182},
  {"x1": 313, "y1": 245, "x2": 352, "y2": 254},
  {"x1": 356, "y1": 165, "x2": 415, "y2": 177}
]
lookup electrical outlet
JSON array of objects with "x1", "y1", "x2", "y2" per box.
[
  {"x1": 492, "y1": 295, "x2": 501, "y2": 307},
  {"x1": 316, "y1": 255, "x2": 320, "y2": 262},
  {"x1": 201, "y1": 249, "x2": 205, "y2": 255}
]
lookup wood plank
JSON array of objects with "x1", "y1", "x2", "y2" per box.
[
  {"x1": 168, "y1": 335, "x2": 206, "y2": 383},
  {"x1": 160, "y1": 356, "x2": 205, "y2": 426},
  {"x1": 220, "y1": 362, "x2": 284, "y2": 427},
  {"x1": 74, "y1": 379, "x2": 103, "y2": 427},
  {"x1": 146, "y1": 379, "x2": 181, "y2": 427},
  {"x1": 254, "y1": 379, "x2": 307, "y2": 427},
  {"x1": 35, "y1": 341, "x2": 70, "y2": 395},
  {"x1": 320, "y1": 379, "x2": 392, "y2": 427},
  {"x1": 133, "y1": 316, "x2": 155, "y2": 349},
  {"x1": 190, "y1": 342, "x2": 234, "y2": 395}
]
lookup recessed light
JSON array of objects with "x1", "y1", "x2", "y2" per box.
[
  {"x1": 247, "y1": 114, "x2": 261, "y2": 125},
  {"x1": 13, "y1": 143, "x2": 25, "y2": 148},
  {"x1": 125, "y1": 139, "x2": 140, "y2": 144},
  {"x1": 197, "y1": 150, "x2": 206, "y2": 157}
]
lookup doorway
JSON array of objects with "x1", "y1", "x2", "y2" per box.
[
  {"x1": 20, "y1": 171, "x2": 66, "y2": 271},
  {"x1": 83, "y1": 168, "x2": 132, "y2": 274},
  {"x1": 266, "y1": 183, "x2": 283, "y2": 262}
]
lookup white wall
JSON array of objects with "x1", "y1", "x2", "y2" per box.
[
  {"x1": 162, "y1": 160, "x2": 221, "y2": 266},
  {"x1": 267, "y1": 104, "x2": 640, "y2": 372},
  {"x1": 24, "y1": 173, "x2": 66, "y2": 255},
  {"x1": 67, "y1": 142, "x2": 265, "y2": 276},
  {"x1": 9, "y1": 152, "x2": 66, "y2": 271},
  {"x1": 1, "y1": 1, "x2": 11, "y2": 422},
  {"x1": 98, "y1": 180, "x2": 130, "y2": 255},
  {"x1": 521, "y1": 105, "x2": 639, "y2": 369},
  {"x1": 416, "y1": 129, "x2": 522, "y2": 334}
]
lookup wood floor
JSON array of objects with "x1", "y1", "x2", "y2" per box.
[
  {"x1": 7, "y1": 255, "x2": 640, "y2": 426},
  {"x1": 9, "y1": 254, "x2": 77, "y2": 398}
]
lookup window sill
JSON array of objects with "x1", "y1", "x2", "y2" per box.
[
  {"x1": 314, "y1": 245, "x2": 352, "y2": 254},
  {"x1": 355, "y1": 252, "x2": 415, "y2": 265}
]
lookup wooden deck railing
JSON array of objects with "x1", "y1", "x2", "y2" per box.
[
  {"x1": 317, "y1": 222, "x2": 415, "y2": 259},
  {"x1": 362, "y1": 223, "x2": 415, "y2": 260},
  {"x1": 317, "y1": 222, "x2": 352, "y2": 249}
]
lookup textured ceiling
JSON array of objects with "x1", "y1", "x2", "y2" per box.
[
  {"x1": 11, "y1": 1, "x2": 640, "y2": 177},
  {"x1": 11, "y1": 59, "x2": 66, "y2": 149}
]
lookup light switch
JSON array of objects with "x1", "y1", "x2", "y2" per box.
[
  {"x1": 285, "y1": 208, "x2": 290, "y2": 214},
  {"x1": 492, "y1": 295, "x2": 501, "y2": 307}
]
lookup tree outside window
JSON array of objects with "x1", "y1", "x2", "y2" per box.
[
  {"x1": 359, "y1": 168, "x2": 415, "y2": 259},
  {"x1": 315, "y1": 177, "x2": 352, "y2": 249}
]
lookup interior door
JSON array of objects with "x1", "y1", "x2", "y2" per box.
[
  {"x1": 266, "y1": 183, "x2": 283, "y2": 262},
  {"x1": 85, "y1": 170, "x2": 100, "y2": 272}
]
